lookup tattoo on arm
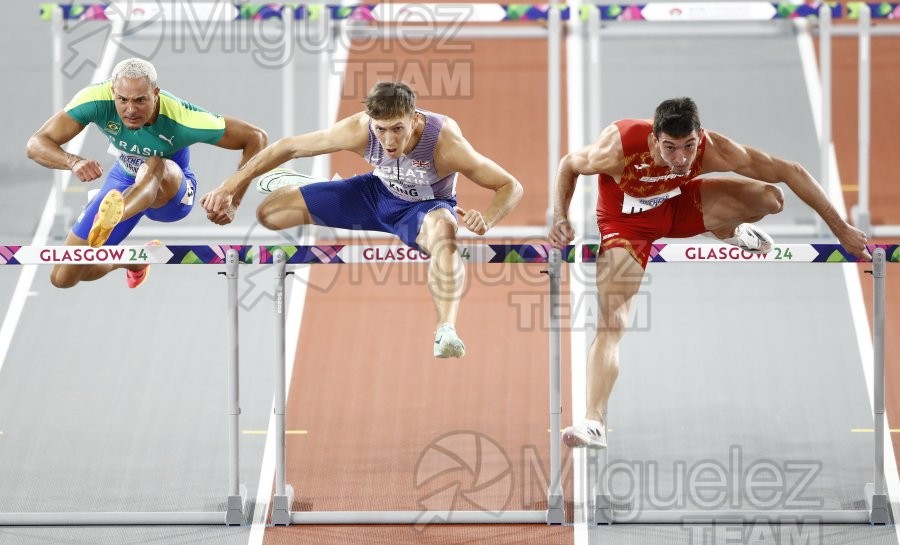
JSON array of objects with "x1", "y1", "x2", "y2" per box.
[{"x1": 65, "y1": 153, "x2": 82, "y2": 170}]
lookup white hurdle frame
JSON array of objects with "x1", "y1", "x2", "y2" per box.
[
  {"x1": 0, "y1": 248, "x2": 247, "y2": 526},
  {"x1": 587, "y1": 248, "x2": 891, "y2": 525},
  {"x1": 270, "y1": 247, "x2": 563, "y2": 525},
  {"x1": 817, "y1": 4, "x2": 900, "y2": 237}
]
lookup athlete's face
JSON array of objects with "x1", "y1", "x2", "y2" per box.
[
  {"x1": 113, "y1": 77, "x2": 160, "y2": 129},
  {"x1": 371, "y1": 114, "x2": 417, "y2": 159},
  {"x1": 654, "y1": 131, "x2": 699, "y2": 175}
]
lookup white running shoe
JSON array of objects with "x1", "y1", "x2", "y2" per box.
[
  {"x1": 720, "y1": 223, "x2": 774, "y2": 254},
  {"x1": 256, "y1": 168, "x2": 327, "y2": 194},
  {"x1": 562, "y1": 419, "x2": 607, "y2": 449},
  {"x1": 434, "y1": 324, "x2": 466, "y2": 359}
]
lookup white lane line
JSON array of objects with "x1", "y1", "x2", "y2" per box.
[
  {"x1": 247, "y1": 23, "x2": 351, "y2": 542},
  {"x1": 565, "y1": 3, "x2": 590, "y2": 540},
  {"x1": 796, "y1": 20, "x2": 900, "y2": 529},
  {"x1": 246, "y1": 250, "x2": 311, "y2": 541},
  {"x1": 0, "y1": 30, "x2": 121, "y2": 380}
]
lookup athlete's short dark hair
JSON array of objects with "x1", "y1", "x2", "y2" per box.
[
  {"x1": 653, "y1": 97, "x2": 701, "y2": 138},
  {"x1": 364, "y1": 81, "x2": 417, "y2": 120}
]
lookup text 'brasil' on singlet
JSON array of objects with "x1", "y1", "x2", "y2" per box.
[
  {"x1": 364, "y1": 109, "x2": 458, "y2": 202},
  {"x1": 598, "y1": 119, "x2": 707, "y2": 217},
  {"x1": 64, "y1": 81, "x2": 226, "y2": 177}
]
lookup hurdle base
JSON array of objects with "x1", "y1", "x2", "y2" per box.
[
  {"x1": 547, "y1": 493, "x2": 565, "y2": 525},
  {"x1": 864, "y1": 483, "x2": 892, "y2": 525},
  {"x1": 598, "y1": 509, "x2": 872, "y2": 525},
  {"x1": 290, "y1": 510, "x2": 548, "y2": 525},
  {"x1": 0, "y1": 511, "x2": 227, "y2": 526},
  {"x1": 271, "y1": 485, "x2": 295, "y2": 526},
  {"x1": 592, "y1": 494, "x2": 612, "y2": 525},
  {"x1": 225, "y1": 485, "x2": 247, "y2": 526}
]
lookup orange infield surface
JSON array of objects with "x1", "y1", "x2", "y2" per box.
[
  {"x1": 265, "y1": 36, "x2": 575, "y2": 544},
  {"x1": 827, "y1": 32, "x2": 900, "y2": 466}
]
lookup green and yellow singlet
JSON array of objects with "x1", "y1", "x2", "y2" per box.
[{"x1": 65, "y1": 81, "x2": 225, "y2": 177}]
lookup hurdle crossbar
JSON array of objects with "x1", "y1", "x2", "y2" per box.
[{"x1": 3, "y1": 243, "x2": 895, "y2": 266}]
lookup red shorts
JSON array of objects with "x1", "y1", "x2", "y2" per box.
[{"x1": 596, "y1": 179, "x2": 707, "y2": 268}]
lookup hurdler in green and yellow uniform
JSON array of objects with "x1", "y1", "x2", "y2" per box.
[
  {"x1": 65, "y1": 81, "x2": 225, "y2": 245},
  {"x1": 26, "y1": 57, "x2": 267, "y2": 289}
]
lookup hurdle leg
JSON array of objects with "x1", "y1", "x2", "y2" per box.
[
  {"x1": 271, "y1": 249, "x2": 295, "y2": 525},
  {"x1": 224, "y1": 249, "x2": 247, "y2": 525},
  {"x1": 866, "y1": 248, "x2": 890, "y2": 524},
  {"x1": 547, "y1": 248, "x2": 565, "y2": 524},
  {"x1": 592, "y1": 412, "x2": 612, "y2": 525}
]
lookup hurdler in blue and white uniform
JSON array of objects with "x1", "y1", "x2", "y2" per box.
[
  {"x1": 27, "y1": 58, "x2": 267, "y2": 289},
  {"x1": 203, "y1": 81, "x2": 524, "y2": 359}
]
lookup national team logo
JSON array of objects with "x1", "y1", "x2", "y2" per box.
[
  {"x1": 105, "y1": 121, "x2": 121, "y2": 135},
  {"x1": 412, "y1": 159, "x2": 431, "y2": 169}
]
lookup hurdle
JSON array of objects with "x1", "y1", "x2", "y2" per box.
[
  {"x1": 0, "y1": 245, "x2": 255, "y2": 526},
  {"x1": 816, "y1": 3, "x2": 900, "y2": 237},
  {"x1": 263, "y1": 243, "x2": 565, "y2": 525},
  {"x1": 574, "y1": 243, "x2": 897, "y2": 525},
  {"x1": 261, "y1": 242, "x2": 896, "y2": 526}
]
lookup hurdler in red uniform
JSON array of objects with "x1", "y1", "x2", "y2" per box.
[
  {"x1": 596, "y1": 118, "x2": 709, "y2": 267},
  {"x1": 550, "y1": 97, "x2": 871, "y2": 449}
]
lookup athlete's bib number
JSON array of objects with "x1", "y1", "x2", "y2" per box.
[
  {"x1": 181, "y1": 180, "x2": 195, "y2": 206},
  {"x1": 621, "y1": 187, "x2": 681, "y2": 214}
]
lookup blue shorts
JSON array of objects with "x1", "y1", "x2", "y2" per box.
[
  {"x1": 71, "y1": 161, "x2": 197, "y2": 245},
  {"x1": 299, "y1": 173, "x2": 456, "y2": 252}
]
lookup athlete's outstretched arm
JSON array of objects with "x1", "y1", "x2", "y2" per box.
[
  {"x1": 549, "y1": 123, "x2": 624, "y2": 247},
  {"x1": 26, "y1": 111, "x2": 103, "y2": 182},
  {"x1": 435, "y1": 118, "x2": 523, "y2": 235},
  {"x1": 703, "y1": 131, "x2": 869, "y2": 259},
  {"x1": 201, "y1": 113, "x2": 368, "y2": 223}
]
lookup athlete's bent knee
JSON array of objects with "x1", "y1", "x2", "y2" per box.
[
  {"x1": 256, "y1": 190, "x2": 309, "y2": 231},
  {"x1": 50, "y1": 268, "x2": 77, "y2": 289},
  {"x1": 256, "y1": 201, "x2": 282, "y2": 231},
  {"x1": 764, "y1": 184, "x2": 785, "y2": 214},
  {"x1": 431, "y1": 217, "x2": 457, "y2": 240},
  {"x1": 423, "y1": 215, "x2": 458, "y2": 252}
]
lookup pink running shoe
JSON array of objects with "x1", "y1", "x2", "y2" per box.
[{"x1": 126, "y1": 240, "x2": 162, "y2": 289}]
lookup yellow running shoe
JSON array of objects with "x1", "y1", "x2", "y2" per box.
[{"x1": 87, "y1": 190, "x2": 124, "y2": 247}]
